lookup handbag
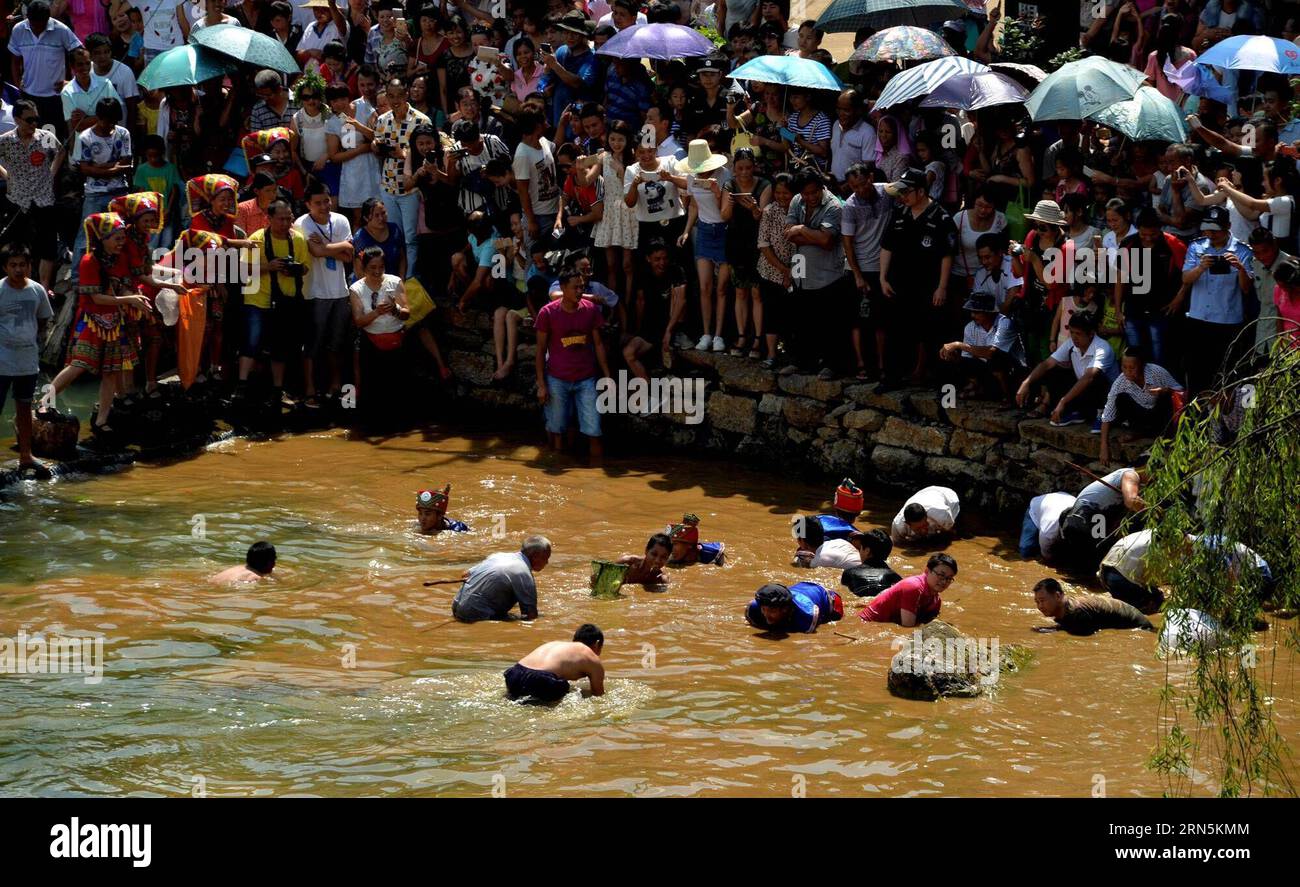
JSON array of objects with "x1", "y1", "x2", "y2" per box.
[
  {"x1": 1005, "y1": 183, "x2": 1030, "y2": 243},
  {"x1": 403, "y1": 277, "x2": 435, "y2": 328},
  {"x1": 366, "y1": 330, "x2": 405, "y2": 350},
  {"x1": 731, "y1": 119, "x2": 755, "y2": 159}
]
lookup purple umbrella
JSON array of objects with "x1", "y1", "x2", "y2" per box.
[
  {"x1": 595, "y1": 23, "x2": 716, "y2": 60},
  {"x1": 918, "y1": 71, "x2": 1029, "y2": 111}
]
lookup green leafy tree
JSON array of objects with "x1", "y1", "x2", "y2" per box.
[{"x1": 1141, "y1": 336, "x2": 1299, "y2": 796}]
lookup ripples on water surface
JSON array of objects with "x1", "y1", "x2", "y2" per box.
[{"x1": 1, "y1": 429, "x2": 1296, "y2": 796}]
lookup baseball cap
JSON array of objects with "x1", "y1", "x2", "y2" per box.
[{"x1": 885, "y1": 168, "x2": 928, "y2": 196}]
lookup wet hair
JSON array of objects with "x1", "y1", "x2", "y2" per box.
[
  {"x1": 646, "y1": 532, "x2": 672, "y2": 553},
  {"x1": 862, "y1": 528, "x2": 892, "y2": 562},
  {"x1": 1033, "y1": 577, "x2": 1063, "y2": 596},
  {"x1": 927, "y1": 553, "x2": 958, "y2": 575},
  {"x1": 573, "y1": 623, "x2": 604, "y2": 648},
  {"x1": 247, "y1": 541, "x2": 277, "y2": 574},
  {"x1": 903, "y1": 503, "x2": 927, "y2": 524}
]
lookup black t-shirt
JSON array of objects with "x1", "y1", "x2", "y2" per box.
[
  {"x1": 1056, "y1": 595, "x2": 1155, "y2": 636},
  {"x1": 1118, "y1": 232, "x2": 1181, "y2": 316},
  {"x1": 881, "y1": 200, "x2": 957, "y2": 293},
  {"x1": 635, "y1": 265, "x2": 686, "y2": 339}
]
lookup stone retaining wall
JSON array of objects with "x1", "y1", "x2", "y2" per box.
[{"x1": 445, "y1": 309, "x2": 1154, "y2": 519}]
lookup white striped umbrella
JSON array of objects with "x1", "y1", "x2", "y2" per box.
[{"x1": 872, "y1": 56, "x2": 990, "y2": 111}]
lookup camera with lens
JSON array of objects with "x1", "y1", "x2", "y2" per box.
[
  {"x1": 1209, "y1": 255, "x2": 1231, "y2": 275},
  {"x1": 280, "y1": 259, "x2": 307, "y2": 278}
]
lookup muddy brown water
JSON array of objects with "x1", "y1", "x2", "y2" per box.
[{"x1": 1, "y1": 428, "x2": 1296, "y2": 797}]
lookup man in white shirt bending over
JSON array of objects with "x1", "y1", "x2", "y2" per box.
[{"x1": 891, "y1": 486, "x2": 960, "y2": 544}]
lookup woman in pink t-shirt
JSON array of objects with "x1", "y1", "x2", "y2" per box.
[
  {"x1": 858, "y1": 554, "x2": 958, "y2": 627},
  {"x1": 1275, "y1": 272, "x2": 1300, "y2": 349}
]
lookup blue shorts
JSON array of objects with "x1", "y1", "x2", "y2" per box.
[
  {"x1": 543, "y1": 374, "x2": 601, "y2": 437},
  {"x1": 504, "y1": 663, "x2": 570, "y2": 702},
  {"x1": 694, "y1": 220, "x2": 727, "y2": 263}
]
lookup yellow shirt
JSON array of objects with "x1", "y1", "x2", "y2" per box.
[{"x1": 245, "y1": 228, "x2": 311, "y2": 310}]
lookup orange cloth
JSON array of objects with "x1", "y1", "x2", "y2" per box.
[{"x1": 176, "y1": 288, "x2": 208, "y2": 390}]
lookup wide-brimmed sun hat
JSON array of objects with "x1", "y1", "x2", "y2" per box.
[
  {"x1": 1024, "y1": 200, "x2": 1067, "y2": 226},
  {"x1": 675, "y1": 139, "x2": 728, "y2": 175}
]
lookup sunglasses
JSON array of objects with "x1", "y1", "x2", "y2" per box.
[{"x1": 20, "y1": 116, "x2": 39, "y2": 124}]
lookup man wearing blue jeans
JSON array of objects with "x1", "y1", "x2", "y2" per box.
[{"x1": 534, "y1": 265, "x2": 611, "y2": 461}]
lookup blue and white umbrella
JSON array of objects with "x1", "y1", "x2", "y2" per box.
[
  {"x1": 1195, "y1": 34, "x2": 1300, "y2": 75},
  {"x1": 872, "y1": 55, "x2": 989, "y2": 111}
]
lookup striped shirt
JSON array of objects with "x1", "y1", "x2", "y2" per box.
[
  {"x1": 786, "y1": 110, "x2": 831, "y2": 172},
  {"x1": 1100, "y1": 363, "x2": 1182, "y2": 424}
]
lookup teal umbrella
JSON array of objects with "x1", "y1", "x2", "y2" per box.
[
  {"x1": 1025, "y1": 56, "x2": 1144, "y2": 121},
  {"x1": 138, "y1": 45, "x2": 239, "y2": 90},
  {"x1": 1087, "y1": 86, "x2": 1187, "y2": 142},
  {"x1": 728, "y1": 55, "x2": 844, "y2": 92},
  {"x1": 189, "y1": 23, "x2": 300, "y2": 74}
]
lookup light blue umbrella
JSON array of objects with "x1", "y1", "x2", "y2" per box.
[
  {"x1": 1195, "y1": 34, "x2": 1300, "y2": 74},
  {"x1": 1087, "y1": 85, "x2": 1186, "y2": 143},
  {"x1": 1025, "y1": 56, "x2": 1144, "y2": 121},
  {"x1": 872, "y1": 55, "x2": 988, "y2": 111},
  {"x1": 727, "y1": 55, "x2": 844, "y2": 92}
]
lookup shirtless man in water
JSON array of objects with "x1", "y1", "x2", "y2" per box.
[
  {"x1": 614, "y1": 533, "x2": 672, "y2": 588},
  {"x1": 504, "y1": 624, "x2": 606, "y2": 702},
  {"x1": 210, "y1": 542, "x2": 277, "y2": 584}
]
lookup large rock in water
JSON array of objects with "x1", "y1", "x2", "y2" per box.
[{"x1": 887, "y1": 620, "x2": 1031, "y2": 701}]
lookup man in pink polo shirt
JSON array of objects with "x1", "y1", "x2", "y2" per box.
[
  {"x1": 859, "y1": 553, "x2": 958, "y2": 627},
  {"x1": 535, "y1": 265, "x2": 612, "y2": 460}
]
